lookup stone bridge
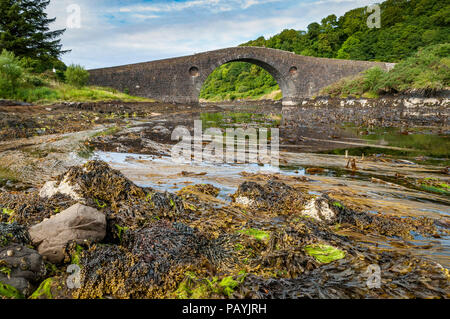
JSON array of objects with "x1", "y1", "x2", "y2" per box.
[{"x1": 88, "y1": 46, "x2": 393, "y2": 105}]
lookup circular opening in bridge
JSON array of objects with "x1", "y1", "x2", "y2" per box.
[
  {"x1": 289, "y1": 66, "x2": 298, "y2": 75},
  {"x1": 189, "y1": 67, "x2": 199, "y2": 77},
  {"x1": 199, "y1": 62, "x2": 282, "y2": 102}
]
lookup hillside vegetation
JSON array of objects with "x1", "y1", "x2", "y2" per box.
[
  {"x1": 200, "y1": 0, "x2": 449, "y2": 101},
  {"x1": 321, "y1": 43, "x2": 450, "y2": 98}
]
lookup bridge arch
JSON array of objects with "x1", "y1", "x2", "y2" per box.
[{"x1": 191, "y1": 53, "x2": 297, "y2": 103}]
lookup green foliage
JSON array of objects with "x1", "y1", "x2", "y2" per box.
[
  {"x1": 241, "y1": 0, "x2": 449, "y2": 62},
  {"x1": 0, "y1": 0, "x2": 68, "y2": 72},
  {"x1": 64, "y1": 65, "x2": 90, "y2": 88},
  {"x1": 0, "y1": 49, "x2": 23, "y2": 95},
  {"x1": 199, "y1": 62, "x2": 279, "y2": 101},
  {"x1": 304, "y1": 244, "x2": 346, "y2": 263},
  {"x1": 0, "y1": 51, "x2": 153, "y2": 104},
  {"x1": 322, "y1": 43, "x2": 450, "y2": 97}
]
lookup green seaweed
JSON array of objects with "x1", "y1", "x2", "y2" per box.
[
  {"x1": 238, "y1": 228, "x2": 270, "y2": 241},
  {"x1": 332, "y1": 202, "x2": 344, "y2": 209},
  {"x1": 0, "y1": 281, "x2": 24, "y2": 299},
  {"x1": 94, "y1": 198, "x2": 107, "y2": 208},
  {"x1": 0, "y1": 266, "x2": 11, "y2": 278},
  {"x1": 420, "y1": 184, "x2": 450, "y2": 195},
  {"x1": 1, "y1": 208, "x2": 14, "y2": 216},
  {"x1": 30, "y1": 278, "x2": 54, "y2": 299},
  {"x1": 114, "y1": 224, "x2": 129, "y2": 242},
  {"x1": 304, "y1": 244, "x2": 346, "y2": 264},
  {"x1": 71, "y1": 244, "x2": 84, "y2": 266},
  {"x1": 175, "y1": 272, "x2": 246, "y2": 299}
]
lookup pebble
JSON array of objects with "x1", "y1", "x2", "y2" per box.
[{"x1": 7, "y1": 250, "x2": 14, "y2": 257}]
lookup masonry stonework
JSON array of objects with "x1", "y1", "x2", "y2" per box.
[{"x1": 88, "y1": 47, "x2": 393, "y2": 105}]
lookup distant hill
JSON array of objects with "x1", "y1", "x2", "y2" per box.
[{"x1": 200, "y1": 0, "x2": 449, "y2": 101}]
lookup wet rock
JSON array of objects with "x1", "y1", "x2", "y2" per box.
[
  {"x1": 29, "y1": 276, "x2": 74, "y2": 299},
  {"x1": 28, "y1": 203, "x2": 106, "y2": 263},
  {"x1": 152, "y1": 125, "x2": 170, "y2": 135},
  {"x1": 0, "y1": 243, "x2": 46, "y2": 297}
]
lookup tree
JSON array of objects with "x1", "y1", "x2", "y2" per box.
[
  {"x1": 0, "y1": 0, "x2": 68, "y2": 71},
  {"x1": 65, "y1": 64, "x2": 89, "y2": 88}
]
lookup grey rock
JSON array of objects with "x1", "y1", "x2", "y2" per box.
[
  {"x1": 28, "y1": 203, "x2": 106, "y2": 263},
  {"x1": 0, "y1": 243, "x2": 46, "y2": 296}
]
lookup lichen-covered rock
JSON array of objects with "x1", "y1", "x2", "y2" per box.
[
  {"x1": 302, "y1": 196, "x2": 338, "y2": 224},
  {"x1": 28, "y1": 203, "x2": 106, "y2": 263},
  {"x1": 39, "y1": 179, "x2": 82, "y2": 200},
  {"x1": 0, "y1": 243, "x2": 46, "y2": 297}
]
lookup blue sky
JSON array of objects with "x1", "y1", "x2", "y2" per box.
[{"x1": 46, "y1": 0, "x2": 377, "y2": 69}]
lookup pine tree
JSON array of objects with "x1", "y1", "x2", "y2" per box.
[{"x1": 0, "y1": 0, "x2": 68, "y2": 70}]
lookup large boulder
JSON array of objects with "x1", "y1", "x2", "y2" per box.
[
  {"x1": 28, "y1": 203, "x2": 106, "y2": 263},
  {"x1": 0, "y1": 243, "x2": 46, "y2": 297}
]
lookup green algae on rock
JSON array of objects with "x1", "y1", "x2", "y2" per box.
[
  {"x1": 30, "y1": 278, "x2": 54, "y2": 299},
  {"x1": 238, "y1": 228, "x2": 270, "y2": 242},
  {"x1": 0, "y1": 281, "x2": 24, "y2": 299},
  {"x1": 304, "y1": 244, "x2": 346, "y2": 264}
]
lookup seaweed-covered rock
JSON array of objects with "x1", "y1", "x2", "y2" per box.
[
  {"x1": 0, "y1": 222, "x2": 30, "y2": 247},
  {"x1": 231, "y1": 180, "x2": 305, "y2": 214},
  {"x1": 74, "y1": 221, "x2": 213, "y2": 299},
  {"x1": 28, "y1": 203, "x2": 106, "y2": 263},
  {"x1": 237, "y1": 253, "x2": 450, "y2": 299},
  {"x1": 48, "y1": 160, "x2": 146, "y2": 207},
  {"x1": 178, "y1": 184, "x2": 220, "y2": 198},
  {"x1": 0, "y1": 243, "x2": 46, "y2": 297},
  {"x1": 36, "y1": 161, "x2": 185, "y2": 240},
  {"x1": 0, "y1": 192, "x2": 77, "y2": 226}
]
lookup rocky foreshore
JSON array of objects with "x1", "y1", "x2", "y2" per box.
[{"x1": 0, "y1": 160, "x2": 449, "y2": 299}]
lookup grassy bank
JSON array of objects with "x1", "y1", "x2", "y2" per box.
[{"x1": 13, "y1": 82, "x2": 154, "y2": 104}]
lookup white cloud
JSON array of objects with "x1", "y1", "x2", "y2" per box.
[
  {"x1": 44, "y1": 0, "x2": 375, "y2": 69},
  {"x1": 119, "y1": 0, "x2": 281, "y2": 14}
]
